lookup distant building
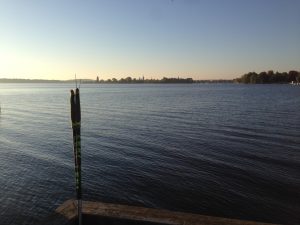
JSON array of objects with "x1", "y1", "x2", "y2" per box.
[{"x1": 96, "y1": 76, "x2": 99, "y2": 83}]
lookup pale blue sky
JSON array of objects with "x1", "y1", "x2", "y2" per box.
[{"x1": 0, "y1": 0, "x2": 299, "y2": 80}]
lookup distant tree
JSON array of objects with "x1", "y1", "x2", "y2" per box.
[
  {"x1": 235, "y1": 70, "x2": 300, "y2": 84},
  {"x1": 259, "y1": 71, "x2": 268, "y2": 83},
  {"x1": 283, "y1": 72, "x2": 288, "y2": 82},
  {"x1": 125, "y1": 77, "x2": 132, "y2": 83},
  {"x1": 288, "y1": 70, "x2": 299, "y2": 82},
  {"x1": 250, "y1": 72, "x2": 258, "y2": 84},
  {"x1": 240, "y1": 72, "x2": 252, "y2": 83},
  {"x1": 296, "y1": 74, "x2": 300, "y2": 83},
  {"x1": 267, "y1": 70, "x2": 274, "y2": 76},
  {"x1": 186, "y1": 78, "x2": 193, "y2": 83},
  {"x1": 267, "y1": 70, "x2": 274, "y2": 83}
]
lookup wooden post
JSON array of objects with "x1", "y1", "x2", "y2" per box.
[{"x1": 70, "y1": 88, "x2": 82, "y2": 225}]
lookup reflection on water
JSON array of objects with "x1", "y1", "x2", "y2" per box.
[{"x1": 0, "y1": 83, "x2": 299, "y2": 225}]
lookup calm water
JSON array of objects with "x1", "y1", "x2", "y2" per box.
[{"x1": 0, "y1": 83, "x2": 299, "y2": 225}]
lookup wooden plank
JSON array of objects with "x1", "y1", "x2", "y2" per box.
[{"x1": 53, "y1": 199, "x2": 278, "y2": 225}]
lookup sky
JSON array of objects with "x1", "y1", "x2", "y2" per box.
[{"x1": 0, "y1": 0, "x2": 299, "y2": 80}]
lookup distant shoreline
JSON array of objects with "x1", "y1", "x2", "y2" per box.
[
  {"x1": 2, "y1": 70, "x2": 299, "y2": 84},
  {"x1": 0, "y1": 78, "x2": 233, "y2": 84}
]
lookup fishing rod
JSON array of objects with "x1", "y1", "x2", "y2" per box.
[{"x1": 70, "y1": 80, "x2": 82, "y2": 225}]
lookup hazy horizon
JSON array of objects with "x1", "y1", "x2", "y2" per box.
[{"x1": 0, "y1": 0, "x2": 299, "y2": 80}]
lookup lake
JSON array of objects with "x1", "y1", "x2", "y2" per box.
[{"x1": 0, "y1": 83, "x2": 299, "y2": 225}]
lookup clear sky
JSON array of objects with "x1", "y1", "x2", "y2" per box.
[{"x1": 0, "y1": 0, "x2": 299, "y2": 80}]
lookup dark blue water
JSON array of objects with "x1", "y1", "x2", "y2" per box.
[{"x1": 0, "y1": 83, "x2": 299, "y2": 225}]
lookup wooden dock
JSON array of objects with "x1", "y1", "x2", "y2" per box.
[{"x1": 47, "y1": 199, "x2": 278, "y2": 225}]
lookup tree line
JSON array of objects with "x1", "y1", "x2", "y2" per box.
[
  {"x1": 96, "y1": 76, "x2": 233, "y2": 84},
  {"x1": 96, "y1": 76, "x2": 194, "y2": 83},
  {"x1": 234, "y1": 70, "x2": 300, "y2": 84}
]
